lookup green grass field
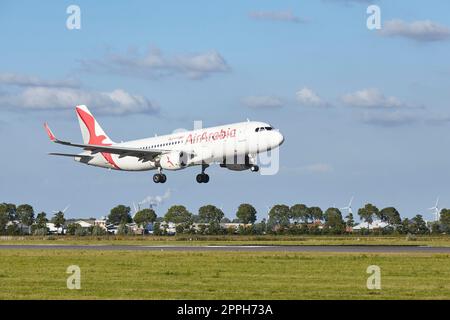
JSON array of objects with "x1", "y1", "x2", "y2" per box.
[
  {"x1": 1, "y1": 249, "x2": 449, "y2": 299},
  {"x1": 1, "y1": 234, "x2": 450, "y2": 247}
]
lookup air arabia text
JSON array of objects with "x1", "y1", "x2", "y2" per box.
[{"x1": 186, "y1": 128, "x2": 236, "y2": 144}]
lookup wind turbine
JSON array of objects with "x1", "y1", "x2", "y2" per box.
[
  {"x1": 52, "y1": 205, "x2": 70, "y2": 214},
  {"x1": 340, "y1": 196, "x2": 354, "y2": 215},
  {"x1": 428, "y1": 197, "x2": 441, "y2": 222},
  {"x1": 266, "y1": 205, "x2": 272, "y2": 220},
  {"x1": 131, "y1": 203, "x2": 139, "y2": 218}
]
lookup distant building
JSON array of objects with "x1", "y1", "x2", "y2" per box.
[
  {"x1": 351, "y1": 220, "x2": 391, "y2": 231},
  {"x1": 75, "y1": 220, "x2": 93, "y2": 228},
  {"x1": 6, "y1": 221, "x2": 31, "y2": 234},
  {"x1": 94, "y1": 217, "x2": 107, "y2": 230},
  {"x1": 160, "y1": 222, "x2": 177, "y2": 235},
  {"x1": 46, "y1": 222, "x2": 65, "y2": 234}
]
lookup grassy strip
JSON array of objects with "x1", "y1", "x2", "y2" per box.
[
  {"x1": 1, "y1": 235, "x2": 450, "y2": 247},
  {"x1": 0, "y1": 250, "x2": 449, "y2": 299}
]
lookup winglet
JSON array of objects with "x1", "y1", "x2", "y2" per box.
[{"x1": 44, "y1": 123, "x2": 57, "y2": 142}]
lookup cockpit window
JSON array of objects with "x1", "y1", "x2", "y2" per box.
[{"x1": 256, "y1": 126, "x2": 273, "y2": 132}]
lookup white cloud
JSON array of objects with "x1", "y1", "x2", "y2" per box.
[
  {"x1": 296, "y1": 87, "x2": 330, "y2": 108},
  {"x1": 242, "y1": 95, "x2": 284, "y2": 109},
  {"x1": 249, "y1": 10, "x2": 305, "y2": 23},
  {"x1": 380, "y1": 19, "x2": 450, "y2": 42},
  {"x1": 0, "y1": 73, "x2": 79, "y2": 88},
  {"x1": 360, "y1": 110, "x2": 419, "y2": 126},
  {"x1": 341, "y1": 88, "x2": 406, "y2": 109},
  {"x1": 81, "y1": 46, "x2": 230, "y2": 80},
  {"x1": 0, "y1": 73, "x2": 158, "y2": 116},
  {"x1": 0, "y1": 86, "x2": 158, "y2": 116}
]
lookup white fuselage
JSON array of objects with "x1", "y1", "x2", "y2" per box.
[{"x1": 78, "y1": 121, "x2": 284, "y2": 171}]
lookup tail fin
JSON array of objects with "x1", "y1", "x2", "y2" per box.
[{"x1": 75, "y1": 105, "x2": 115, "y2": 145}]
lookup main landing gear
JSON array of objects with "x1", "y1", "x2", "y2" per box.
[
  {"x1": 153, "y1": 168, "x2": 166, "y2": 183},
  {"x1": 196, "y1": 163, "x2": 210, "y2": 183}
]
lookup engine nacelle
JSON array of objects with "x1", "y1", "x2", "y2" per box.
[
  {"x1": 219, "y1": 154, "x2": 252, "y2": 171},
  {"x1": 158, "y1": 151, "x2": 188, "y2": 170},
  {"x1": 220, "y1": 164, "x2": 251, "y2": 171}
]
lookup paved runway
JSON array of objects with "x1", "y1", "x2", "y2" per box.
[{"x1": 1, "y1": 244, "x2": 450, "y2": 253}]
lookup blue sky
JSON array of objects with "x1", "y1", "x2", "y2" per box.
[{"x1": 1, "y1": 0, "x2": 450, "y2": 221}]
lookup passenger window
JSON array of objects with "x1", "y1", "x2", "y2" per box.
[{"x1": 255, "y1": 128, "x2": 259, "y2": 132}]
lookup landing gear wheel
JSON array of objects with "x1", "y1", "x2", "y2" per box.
[
  {"x1": 153, "y1": 173, "x2": 166, "y2": 183},
  {"x1": 250, "y1": 165, "x2": 259, "y2": 172},
  {"x1": 196, "y1": 173, "x2": 210, "y2": 183}
]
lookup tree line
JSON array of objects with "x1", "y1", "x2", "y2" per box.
[{"x1": 1, "y1": 202, "x2": 450, "y2": 236}]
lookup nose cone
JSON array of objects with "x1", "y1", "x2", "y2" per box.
[
  {"x1": 272, "y1": 131, "x2": 284, "y2": 148},
  {"x1": 276, "y1": 131, "x2": 284, "y2": 146}
]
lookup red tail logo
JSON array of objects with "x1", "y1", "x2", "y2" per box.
[{"x1": 76, "y1": 107, "x2": 120, "y2": 169}]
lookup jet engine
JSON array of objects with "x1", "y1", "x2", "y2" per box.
[{"x1": 158, "y1": 151, "x2": 188, "y2": 170}]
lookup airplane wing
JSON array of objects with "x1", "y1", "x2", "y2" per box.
[
  {"x1": 49, "y1": 152, "x2": 93, "y2": 160},
  {"x1": 44, "y1": 123, "x2": 173, "y2": 162}
]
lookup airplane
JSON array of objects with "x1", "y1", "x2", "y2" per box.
[{"x1": 44, "y1": 105, "x2": 284, "y2": 183}]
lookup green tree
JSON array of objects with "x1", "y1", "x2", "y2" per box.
[
  {"x1": 74, "y1": 225, "x2": 88, "y2": 236},
  {"x1": 133, "y1": 208, "x2": 157, "y2": 227},
  {"x1": 0, "y1": 204, "x2": 14, "y2": 234},
  {"x1": 379, "y1": 207, "x2": 402, "y2": 226},
  {"x1": 267, "y1": 205, "x2": 290, "y2": 231},
  {"x1": 345, "y1": 212, "x2": 355, "y2": 228},
  {"x1": 198, "y1": 205, "x2": 224, "y2": 224},
  {"x1": 51, "y1": 211, "x2": 66, "y2": 230},
  {"x1": 400, "y1": 218, "x2": 411, "y2": 234},
  {"x1": 410, "y1": 214, "x2": 429, "y2": 234},
  {"x1": 91, "y1": 225, "x2": 107, "y2": 236},
  {"x1": 309, "y1": 207, "x2": 324, "y2": 222},
  {"x1": 236, "y1": 204, "x2": 257, "y2": 224},
  {"x1": 439, "y1": 208, "x2": 450, "y2": 233},
  {"x1": 116, "y1": 224, "x2": 129, "y2": 235},
  {"x1": 16, "y1": 204, "x2": 34, "y2": 227},
  {"x1": 221, "y1": 217, "x2": 231, "y2": 223},
  {"x1": 164, "y1": 205, "x2": 192, "y2": 224},
  {"x1": 35, "y1": 212, "x2": 48, "y2": 228},
  {"x1": 358, "y1": 203, "x2": 379, "y2": 234},
  {"x1": 0, "y1": 203, "x2": 16, "y2": 221},
  {"x1": 290, "y1": 204, "x2": 310, "y2": 223},
  {"x1": 108, "y1": 205, "x2": 132, "y2": 225},
  {"x1": 32, "y1": 212, "x2": 49, "y2": 235},
  {"x1": 66, "y1": 223, "x2": 78, "y2": 235},
  {"x1": 324, "y1": 208, "x2": 345, "y2": 234},
  {"x1": 253, "y1": 219, "x2": 267, "y2": 235}
]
